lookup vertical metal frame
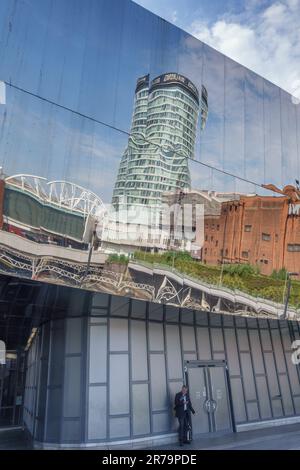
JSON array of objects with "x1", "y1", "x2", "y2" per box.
[
  {"x1": 278, "y1": 321, "x2": 296, "y2": 415},
  {"x1": 267, "y1": 319, "x2": 285, "y2": 416},
  {"x1": 128, "y1": 299, "x2": 133, "y2": 437},
  {"x1": 205, "y1": 366, "x2": 214, "y2": 432},
  {"x1": 145, "y1": 299, "x2": 153, "y2": 436},
  {"x1": 106, "y1": 294, "x2": 111, "y2": 440},
  {"x1": 221, "y1": 321, "x2": 236, "y2": 431},
  {"x1": 58, "y1": 317, "x2": 66, "y2": 445},
  {"x1": 80, "y1": 305, "x2": 89, "y2": 444},
  {"x1": 32, "y1": 330, "x2": 41, "y2": 439},
  {"x1": 163, "y1": 303, "x2": 173, "y2": 430},
  {"x1": 233, "y1": 316, "x2": 249, "y2": 421},
  {"x1": 256, "y1": 322, "x2": 274, "y2": 418},
  {"x1": 224, "y1": 363, "x2": 236, "y2": 432},
  {"x1": 245, "y1": 325, "x2": 262, "y2": 420}
]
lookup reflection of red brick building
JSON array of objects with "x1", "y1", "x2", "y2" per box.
[{"x1": 203, "y1": 195, "x2": 300, "y2": 276}]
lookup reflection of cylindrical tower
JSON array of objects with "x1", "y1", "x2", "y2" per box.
[
  {"x1": 131, "y1": 74, "x2": 149, "y2": 135},
  {"x1": 112, "y1": 72, "x2": 208, "y2": 209},
  {"x1": 146, "y1": 73, "x2": 200, "y2": 157}
]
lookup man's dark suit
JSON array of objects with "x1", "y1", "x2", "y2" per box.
[{"x1": 174, "y1": 391, "x2": 195, "y2": 444}]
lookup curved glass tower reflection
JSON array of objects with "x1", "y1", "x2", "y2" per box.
[{"x1": 112, "y1": 73, "x2": 208, "y2": 209}]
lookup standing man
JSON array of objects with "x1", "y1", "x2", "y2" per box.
[{"x1": 174, "y1": 385, "x2": 195, "y2": 446}]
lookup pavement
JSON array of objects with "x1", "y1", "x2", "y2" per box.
[
  {"x1": 0, "y1": 427, "x2": 32, "y2": 450},
  {"x1": 2, "y1": 423, "x2": 300, "y2": 450},
  {"x1": 152, "y1": 423, "x2": 300, "y2": 450}
]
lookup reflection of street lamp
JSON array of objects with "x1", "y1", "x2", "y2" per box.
[
  {"x1": 281, "y1": 272, "x2": 299, "y2": 320},
  {"x1": 82, "y1": 225, "x2": 97, "y2": 282},
  {"x1": 169, "y1": 190, "x2": 185, "y2": 270}
]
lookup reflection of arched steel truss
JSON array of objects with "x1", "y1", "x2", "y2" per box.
[
  {"x1": 5, "y1": 174, "x2": 106, "y2": 220},
  {"x1": 5, "y1": 174, "x2": 48, "y2": 199},
  {"x1": 47, "y1": 180, "x2": 105, "y2": 219},
  {"x1": 155, "y1": 276, "x2": 182, "y2": 305}
]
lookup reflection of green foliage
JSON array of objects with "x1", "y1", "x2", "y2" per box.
[
  {"x1": 162, "y1": 251, "x2": 193, "y2": 263},
  {"x1": 133, "y1": 251, "x2": 300, "y2": 308},
  {"x1": 258, "y1": 286, "x2": 284, "y2": 303},
  {"x1": 222, "y1": 276, "x2": 245, "y2": 291},
  {"x1": 107, "y1": 254, "x2": 128, "y2": 265},
  {"x1": 271, "y1": 268, "x2": 288, "y2": 281},
  {"x1": 222, "y1": 263, "x2": 260, "y2": 277}
]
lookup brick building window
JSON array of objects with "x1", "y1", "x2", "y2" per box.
[
  {"x1": 217, "y1": 225, "x2": 220, "y2": 231},
  {"x1": 215, "y1": 240, "x2": 218, "y2": 247},
  {"x1": 287, "y1": 244, "x2": 300, "y2": 252},
  {"x1": 244, "y1": 225, "x2": 252, "y2": 232},
  {"x1": 262, "y1": 233, "x2": 271, "y2": 241},
  {"x1": 242, "y1": 251, "x2": 248, "y2": 258}
]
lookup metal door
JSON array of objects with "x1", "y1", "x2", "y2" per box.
[
  {"x1": 185, "y1": 361, "x2": 233, "y2": 435},
  {"x1": 187, "y1": 365, "x2": 210, "y2": 434}
]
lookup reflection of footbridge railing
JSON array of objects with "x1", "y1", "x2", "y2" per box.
[
  {"x1": 0, "y1": 245, "x2": 33, "y2": 274},
  {"x1": 0, "y1": 244, "x2": 91, "y2": 283},
  {"x1": 0, "y1": 237, "x2": 155, "y2": 298},
  {"x1": 128, "y1": 261, "x2": 300, "y2": 320},
  {"x1": 1, "y1": 233, "x2": 299, "y2": 320}
]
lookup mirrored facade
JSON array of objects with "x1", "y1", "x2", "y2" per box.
[
  {"x1": 1, "y1": 0, "x2": 300, "y2": 449},
  {"x1": 0, "y1": 0, "x2": 300, "y2": 317}
]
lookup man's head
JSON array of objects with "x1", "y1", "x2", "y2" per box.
[{"x1": 181, "y1": 385, "x2": 188, "y2": 395}]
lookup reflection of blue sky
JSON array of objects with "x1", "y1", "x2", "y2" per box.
[
  {"x1": 0, "y1": 87, "x2": 126, "y2": 203},
  {"x1": 0, "y1": 0, "x2": 299, "y2": 201}
]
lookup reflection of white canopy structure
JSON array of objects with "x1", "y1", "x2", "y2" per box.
[
  {"x1": 5, "y1": 174, "x2": 107, "y2": 243},
  {"x1": 5, "y1": 174, "x2": 106, "y2": 219}
]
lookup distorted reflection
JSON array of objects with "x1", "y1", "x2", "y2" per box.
[{"x1": 0, "y1": 0, "x2": 300, "y2": 320}]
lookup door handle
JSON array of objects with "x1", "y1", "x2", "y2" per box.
[
  {"x1": 203, "y1": 399, "x2": 211, "y2": 413},
  {"x1": 203, "y1": 399, "x2": 218, "y2": 413}
]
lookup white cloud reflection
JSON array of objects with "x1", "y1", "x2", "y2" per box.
[{"x1": 189, "y1": 0, "x2": 300, "y2": 98}]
